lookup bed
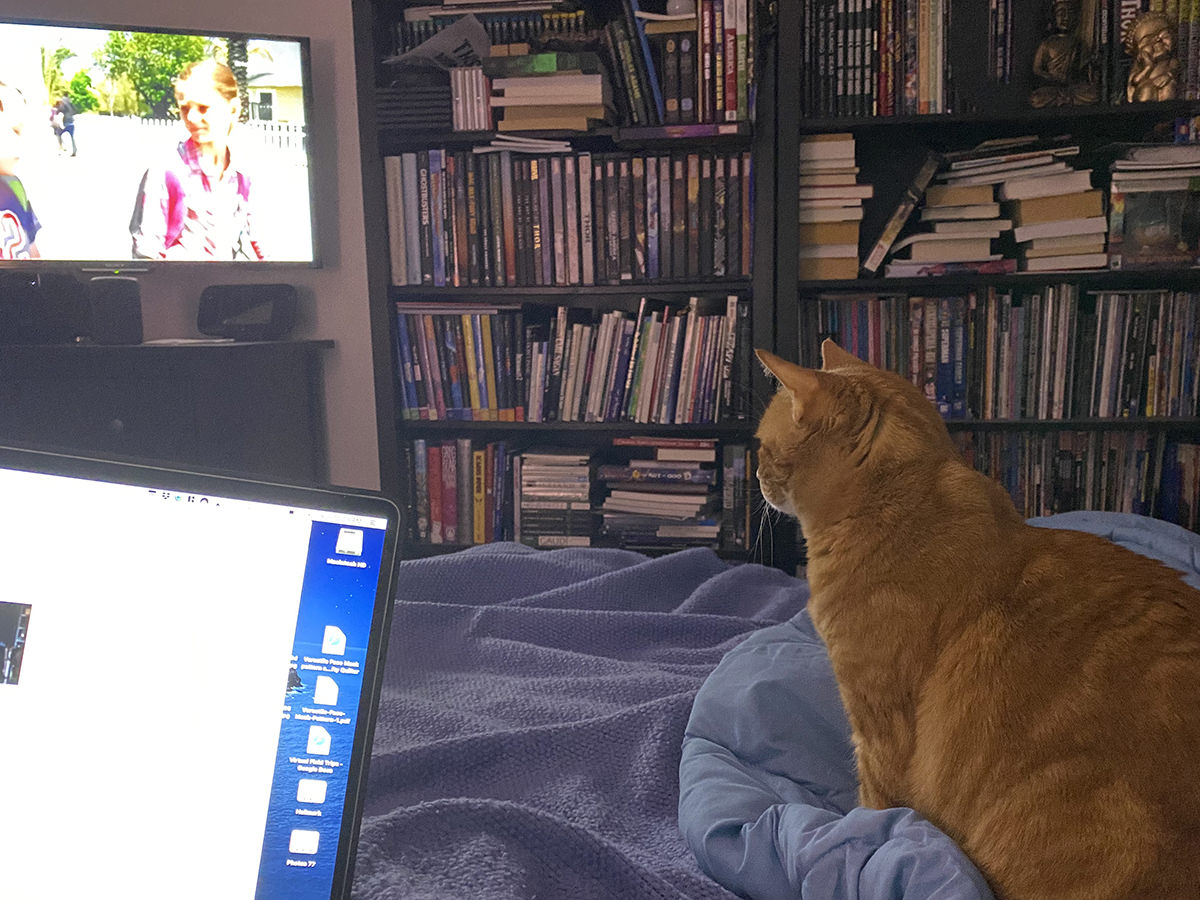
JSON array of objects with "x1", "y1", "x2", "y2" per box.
[{"x1": 351, "y1": 512, "x2": 1200, "y2": 900}]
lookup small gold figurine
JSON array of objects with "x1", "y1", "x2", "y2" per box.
[
  {"x1": 1124, "y1": 11, "x2": 1182, "y2": 102},
  {"x1": 1030, "y1": 0, "x2": 1100, "y2": 107}
]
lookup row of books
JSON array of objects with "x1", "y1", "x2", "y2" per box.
[
  {"x1": 954, "y1": 431, "x2": 1200, "y2": 530},
  {"x1": 403, "y1": 438, "x2": 511, "y2": 545},
  {"x1": 398, "y1": 438, "x2": 757, "y2": 550},
  {"x1": 797, "y1": 287, "x2": 1200, "y2": 422},
  {"x1": 618, "y1": 0, "x2": 757, "y2": 127},
  {"x1": 794, "y1": 0, "x2": 1200, "y2": 119},
  {"x1": 384, "y1": 148, "x2": 754, "y2": 288},
  {"x1": 392, "y1": 295, "x2": 753, "y2": 424},
  {"x1": 797, "y1": 0, "x2": 950, "y2": 118},
  {"x1": 392, "y1": 8, "x2": 589, "y2": 55}
]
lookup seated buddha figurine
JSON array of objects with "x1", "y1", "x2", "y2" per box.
[{"x1": 1030, "y1": 0, "x2": 1100, "y2": 107}]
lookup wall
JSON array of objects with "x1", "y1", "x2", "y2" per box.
[{"x1": 5, "y1": 0, "x2": 382, "y2": 491}]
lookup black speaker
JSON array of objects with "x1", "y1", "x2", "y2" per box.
[
  {"x1": 88, "y1": 276, "x2": 143, "y2": 345},
  {"x1": 0, "y1": 273, "x2": 89, "y2": 344},
  {"x1": 197, "y1": 283, "x2": 297, "y2": 341}
]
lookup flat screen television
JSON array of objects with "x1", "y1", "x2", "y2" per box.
[{"x1": 0, "y1": 18, "x2": 318, "y2": 269}]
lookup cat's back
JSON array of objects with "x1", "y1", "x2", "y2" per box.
[{"x1": 920, "y1": 523, "x2": 1200, "y2": 898}]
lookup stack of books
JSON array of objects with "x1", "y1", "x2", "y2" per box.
[
  {"x1": 995, "y1": 148, "x2": 1105, "y2": 272},
  {"x1": 1107, "y1": 143, "x2": 1200, "y2": 270},
  {"x1": 883, "y1": 138, "x2": 1095, "y2": 276},
  {"x1": 376, "y1": 82, "x2": 452, "y2": 133},
  {"x1": 796, "y1": 133, "x2": 872, "y2": 280},
  {"x1": 489, "y1": 71, "x2": 612, "y2": 132},
  {"x1": 513, "y1": 449, "x2": 594, "y2": 548},
  {"x1": 596, "y1": 437, "x2": 720, "y2": 549}
]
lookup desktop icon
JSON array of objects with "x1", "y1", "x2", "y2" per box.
[
  {"x1": 313, "y1": 675, "x2": 339, "y2": 706},
  {"x1": 297, "y1": 779, "x2": 328, "y2": 804},
  {"x1": 335, "y1": 527, "x2": 363, "y2": 556},
  {"x1": 321, "y1": 625, "x2": 346, "y2": 656},
  {"x1": 307, "y1": 725, "x2": 331, "y2": 756},
  {"x1": 288, "y1": 829, "x2": 320, "y2": 855}
]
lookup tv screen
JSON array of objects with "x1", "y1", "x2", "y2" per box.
[{"x1": 0, "y1": 19, "x2": 317, "y2": 267}]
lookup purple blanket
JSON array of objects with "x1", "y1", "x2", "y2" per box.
[{"x1": 351, "y1": 542, "x2": 809, "y2": 900}]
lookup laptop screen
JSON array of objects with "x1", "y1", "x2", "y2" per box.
[{"x1": 0, "y1": 448, "x2": 399, "y2": 900}]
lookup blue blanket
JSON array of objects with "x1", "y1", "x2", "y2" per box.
[
  {"x1": 678, "y1": 513, "x2": 1200, "y2": 900},
  {"x1": 352, "y1": 515, "x2": 1200, "y2": 900},
  {"x1": 353, "y1": 542, "x2": 809, "y2": 900}
]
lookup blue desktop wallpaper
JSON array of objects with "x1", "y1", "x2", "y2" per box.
[{"x1": 254, "y1": 521, "x2": 387, "y2": 900}]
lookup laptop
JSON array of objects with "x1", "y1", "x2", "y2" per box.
[{"x1": 0, "y1": 445, "x2": 401, "y2": 900}]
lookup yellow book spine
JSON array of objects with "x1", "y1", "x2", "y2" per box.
[
  {"x1": 460, "y1": 313, "x2": 483, "y2": 418},
  {"x1": 472, "y1": 449, "x2": 486, "y2": 544}
]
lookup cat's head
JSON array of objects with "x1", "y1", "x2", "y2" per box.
[{"x1": 754, "y1": 340, "x2": 959, "y2": 524}]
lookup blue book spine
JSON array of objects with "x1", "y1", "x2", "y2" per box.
[
  {"x1": 629, "y1": 0, "x2": 666, "y2": 122},
  {"x1": 605, "y1": 318, "x2": 637, "y2": 422},
  {"x1": 438, "y1": 316, "x2": 467, "y2": 417},
  {"x1": 645, "y1": 156, "x2": 660, "y2": 280},
  {"x1": 936, "y1": 297, "x2": 952, "y2": 417},
  {"x1": 951, "y1": 296, "x2": 967, "y2": 419}
]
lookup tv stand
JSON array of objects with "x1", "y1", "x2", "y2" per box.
[{"x1": 0, "y1": 340, "x2": 332, "y2": 484}]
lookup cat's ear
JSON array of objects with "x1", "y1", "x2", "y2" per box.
[
  {"x1": 820, "y1": 339, "x2": 865, "y2": 370},
  {"x1": 755, "y1": 349, "x2": 832, "y2": 423}
]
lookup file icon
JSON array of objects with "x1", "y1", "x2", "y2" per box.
[
  {"x1": 297, "y1": 779, "x2": 327, "y2": 804},
  {"x1": 322, "y1": 625, "x2": 346, "y2": 656},
  {"x1": 335, "y1": 527, "x2": 363, "y2": 556},
  {"x1": 313, "y1": 675, "x2": 339, "y2": 706},
  {"x1": 307, "y1": 725, "x2": 331, "y2": 756},
  {"x1": 289, "y1": 829, "x2": 320, "y2": 855}
]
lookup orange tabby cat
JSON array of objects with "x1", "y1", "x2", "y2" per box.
[{"x1": 754, "y1": 340, "x2": 1200, "y2": 900}]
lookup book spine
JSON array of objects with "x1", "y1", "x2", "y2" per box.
[
  {"x1": 617, "y1": 155, "x2": 634, "y2": 281},
  {"x1": 700, "y1": 0, "x2": 715, "y2": 122},
  {"x1": 456, "y1": 437, "x2": 472, "y2": 545},
  {"x1": 712, "y1": 154, "x2": 727, "y2": 277},
  {"x1": 384, "y1": 156, "x2": 407, "y2": 287},
  {"x1": 662, "y1": 34, "x2": 681, "y2": 124},
  {"x1": 416, "y1": 149, "x2": 434, "y2": 284},
  {"x1": 578, "y1": 151, "x2": 594, "y2": 285},
  {"x1": 499, "y1": 151, "x2": 518, "y2": 286},
  {"x1": 441, "y1": 441, "x2": 458, "y2": 544},
  {"x1": 429, "y1": 148, "x2": 447, "y2": 287},
  {"x1": 550, "y1": 155, "x2": 567, "y2": 286},
  {"x1": 679, "y1": 28, "x2": 697, "y2": 123},
  {"x1": 632, "y1": 154, "x2": 648, "y2": 281},
  {"x1": 472, "y1": 447, "x2": 487, "y2": 544}
]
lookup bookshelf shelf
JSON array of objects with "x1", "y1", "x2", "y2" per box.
[
  {"x1": 394, "y1": 420, "x2": 754, "y2": 437},
  {"x1": 390, "y1": 280, "x2": 753, "y2": 302},
  {"x1": 797, "y1": 100, "x2": 1200, "y2": 134},
  {"x1": 946, "y1": 417, "x2": 1200, "y2": 434},
  {"x1": 797, "y1": 268, "x2": 1200, "y2": 294}
]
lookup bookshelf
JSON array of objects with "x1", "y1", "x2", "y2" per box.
[
  {"x1": 774, "y1": 0, "x2": 1200, "y2": 536},
  {"x1": 355, "y1": 0, "x2": 786, "y2": 564}
]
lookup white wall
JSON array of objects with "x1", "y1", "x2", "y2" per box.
[{"x1": 6, "y1": 0, "x2": 382, "y2": 491}]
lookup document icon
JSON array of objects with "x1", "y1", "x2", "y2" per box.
[
  {"x1": 322, "y1": 625, "x2": 346, "y2": 656},
  {"x1": 335, "y1": 527, "x2": 363, "y2": 556},
  {"x1": 307, "y1": 725, "x2": 331, "y2": 756},
  {"x1": 297, "y1": 779, "x2": 327, "y2": 805},
  {"x1": 289, "y1": 829, "x2": 320, "y2": 855},
  {"x1": 313, "y1": 675, "x2": 339, "y2": 706}
]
